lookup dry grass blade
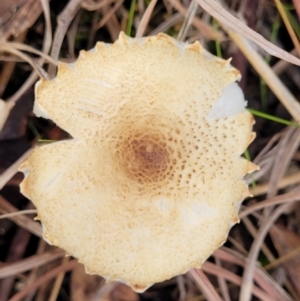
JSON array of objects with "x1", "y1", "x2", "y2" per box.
[
  {"x1": 240, "y1": 202, "x2": 292, "y2": 301},
  {"x1": 248, "y1": 133, "x2": 282, "y2": 184},
  {"x1": 176, "y1": 275, "x2": 186, "y2": 301},
  {"x1": 149, "y1": 13, "x2": 183, "y2": 35},
  {"x1": 226, "y1": 31, "x2": 300, "y2": 122},
  {"x1": 0, "y1": 249, "x2": 65, "y2": 278},
  {"x1": 265, "y1": 245, "x2": 300, "y2": 271},
  {"x1": 4, "y1": 0, "x2": 52, "y2": 106},
  {"x1": 267, "y1": 127, "x2": 300, "y2": 198},
  {"x1": 99, "y1": 2, "x2": 120, "y2": 40},
  {"x1": 202, "y1": 262, "x2": 273, "y2": 301},
  {"x1": 274, "y1": 0, "x2": 300, "y2": 56},
  {"x1": 197, "y1": 0, "x2": 300, "y2": 66},
  {"x1": 0, "y1": 209, "x2": 37, "y2": 219},
  {"x1": 167, "y1": 0, "x2": 224, "y2": 41},
  {"x1": 273, "y1": 48, "x2": 298, "y2": 75},
  {"x1": 96, "y1": 0, "x2": 124, "y2": 30},
  {"x1": 215, "y1": 248, "x2": 293, "y2": 301},
  {"x1": 240, "y1": 188, "x2": 300, "y2": 219},
  {"x1": 136, "y1": 0, "x2": 158, "y2": 37},
  {"x1": 70, "y1": 264, "x2": 104, "y2": 300},
  {"x1": 93, "y1": 282, "x2": 119, "y2": 300},
  {"x1": 250, "y1": 171, "x2": 300, "y2": 197},
  {"x1": 48, "y1": 257, "x2": 70, "y2": 301},
  {"x1": 22, "y1": 240, "x2": 47, "y2": 301},
  {"x1": 7, "y1": 260, "x2": 78, "y2": 301},
  {"x1": 0, "y1": 100, "x2": 15, "y2": 131},
  {"x1": 0, "y1": 149, "x2": 32, "y2": 190},
  {"x1": 0, "y1": 45, "x2": 44, "y2": 78},
  {"x1": 0, "y1": 195, "x2": 42, "y2": 238},
  {"x1": 177, "y1": 0, "x2": 198, "y2": 41},
  {"x1": 0, "y1": 31, "x2": 27, "y2": 98},
  {"x1": 81, "y1": 0, "x2": 111, "y2": 11},
  {"x1": 101, "y1": 283, "x2": 139, "y2": 301},
  {"x1": 242, "y1": 216, "x2": 275, "y2": 262},
  {"x1": 0, "y1": 42, "x2": 58, "y2": 66},
  {"x1": 189, "y1": 269, "x2": 224, "y2": 301},
  {"x1": 270, "y1": 226, "x2": 300, "y2": 297},
  {"x1": 214, "y1": 257, "x2": 230, "y2": 301}
]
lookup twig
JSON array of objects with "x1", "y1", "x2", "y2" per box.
[
  {"x1": 48, "y1": 0, "x2": 83, "y2": 77},
  {"x1": 66, "y1": 10, "x2": 83, "y2": 59}
]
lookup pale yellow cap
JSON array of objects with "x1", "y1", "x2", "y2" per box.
[{"x1": 20, "y1": 32, "x2": 258, "y2": 292}]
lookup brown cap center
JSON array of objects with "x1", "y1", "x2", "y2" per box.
[{"x1": 118, "y1": 133, "x2": 171, "y2": 184}]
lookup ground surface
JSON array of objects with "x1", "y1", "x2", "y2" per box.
[{"x1": 0, "y1": 0, "x2": 300, "y2": 301}]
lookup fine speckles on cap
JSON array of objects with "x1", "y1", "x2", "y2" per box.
[{"x1": 19, "y1": 32, "x2": 258, "y2": 292}]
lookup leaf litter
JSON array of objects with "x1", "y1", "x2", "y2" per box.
[{"x1": 0, "y1": 0, "x2": 300, "y2": 300}]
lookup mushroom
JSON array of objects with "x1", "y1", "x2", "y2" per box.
[{"x1": 19, "y1": 32, "x2": 258, "y2": 292}]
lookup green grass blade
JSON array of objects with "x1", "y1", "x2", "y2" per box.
[
  {"x1": 126, "y1": 0, "x2": 137, "y2": 36},
  {"x1": 248, "y1": 108, "x2": 299, "y2": 127},
  {"x1": 213, "y1": 19, "x2": 222, "y2": 58}
]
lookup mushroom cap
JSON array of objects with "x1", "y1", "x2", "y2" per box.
[{"x1": 20, "y1": 32, "x2": 258, "y2": 292}]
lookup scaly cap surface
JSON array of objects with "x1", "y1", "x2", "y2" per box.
[{"x1": 20, "y1": 32, "x2": 258, "y2": 292}]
